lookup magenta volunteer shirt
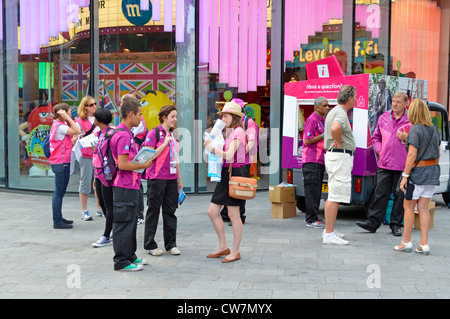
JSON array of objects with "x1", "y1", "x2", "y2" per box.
[
  {"x1": 302, "y1": 112, "x2": 326, "y2": 165},
  {"x1": 223, "y1": 127, "x2": 246, "y2": 168},
  {"x1": 109, "y1": 122, "x2": 142, "y2": 190},
  {"x1": 142, "y1": 124, "x2": 179, "y2": 180}
]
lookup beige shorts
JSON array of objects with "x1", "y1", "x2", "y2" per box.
[{"x1": 325, "y1": 152, "x2": 354, "y2": 204}]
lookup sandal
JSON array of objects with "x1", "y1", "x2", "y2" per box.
[{"x1": 394, "y1": 241, "x2": 412, "y2": 253}]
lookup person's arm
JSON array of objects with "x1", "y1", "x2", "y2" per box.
[
  {"x1": 205, "y1": 138, "x2": 240, "y2": 162},
  {"x1": 59, "y1": 110, "x2": 82, "y2": 136},
  {"x1": 117, "y1": 154, "x2": 152, "y2": 171},
  {"x1": 330, "y1": 122, "x2": 343, "y2": 148},
  {"x1": 400, "y1": 145, "x2": 418, "y2": 190},
  {"x1": 304, "y1": 134, "x2": 324, "y2": 145}
]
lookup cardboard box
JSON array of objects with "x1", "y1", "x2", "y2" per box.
[
  {"x1": 271, "y1": 202, "x2": 297, "y2": 219},
  {"x1": 269, "y1": 185, "x2": 295, "y2": 203},
  {"x1": 413, "y1": 201, "x2": 439, "y2": 229}
]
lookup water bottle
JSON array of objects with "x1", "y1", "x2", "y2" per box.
[{"x1": 103, "y1": 156, "x2": 112, "y2": 181}]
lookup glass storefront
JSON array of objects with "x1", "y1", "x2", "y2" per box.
[{"x1": 0, "y1": 0, "x2": 449, "y2": 193}]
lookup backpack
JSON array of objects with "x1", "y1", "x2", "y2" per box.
[
  {"x1": 92, "y1": 128, "x2": 126, "y2": 187},
  {"x1": 43, "y1": 134, "x2": 51, "y2": 158}
]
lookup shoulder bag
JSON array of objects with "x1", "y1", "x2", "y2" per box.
[{"x1": 228, "y1": 165, "x2": 258, "y2": 200}]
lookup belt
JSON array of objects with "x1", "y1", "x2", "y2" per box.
[
  {"x1": 328, "y1": 148, "x2": 354, "y2": 156},
  {"x1": 415, "y1": 158, "x2": 439, "y2": 167}
]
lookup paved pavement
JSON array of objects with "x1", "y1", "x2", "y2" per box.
[{"x1": 1, "y1": 189, "x2": 450, "y2": 302}]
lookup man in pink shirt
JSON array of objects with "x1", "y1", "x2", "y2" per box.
[
  {"x1": 302, "y1": 97, "x2": 329, "y2": 228},
  {"x1": 356, "y1": 92, "x2": 410, "y2": 236},
  {"x1": 109, "y1": 99, "x2": 153, "y2": 271}
]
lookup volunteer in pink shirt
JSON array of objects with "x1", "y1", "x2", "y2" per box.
[
  {"x1": 109, "y1": 99, "x2": 153, "y2": 271},
  {"x1": 356, "y1": 91, "x2": 411, "y2": 236},
  {"x1": 75, "y1": 95, "x2": 99, "y2": 221},
  {"x1": 204, "y1": 101, "x2": 248, "y2": 263},
  {"x1": 302, "y1": 96, "x2": 329, "y2": 229},
  {"x1": 49, "y1": 103, "x2": 81, "y2": 229},
  {"x1": 142, "y1": 105, "x2": 182, "y2": 256}
]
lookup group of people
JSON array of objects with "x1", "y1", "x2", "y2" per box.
[
  {"x1": 303, "y1": 84, "x2": 440, "y2": 255},
  {"x1": 47, "y1": 83, "x2": 439, "y2": 272},
  {"x1": 48, "y1": 94, "x2": 258, "y2": 270},
  {"x1": 48, "y1": 95, "x2": 183, "y2": 271}
]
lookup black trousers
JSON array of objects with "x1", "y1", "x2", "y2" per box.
[
  {"x1": 303, "y1": 162, "x2": 325, "y2": 223},
  {"x1": 95, "y1": 178, "x2": 113, "y2": 239},
  {"x1": 366, "y1": 168, "x2": 404, "y2": 230},
  {"x1": 112, "y1": 187, "x2": 139, "y2": 270},
  {"x1": 144, "y1": 179, "x2": 178, "y2": 251}
]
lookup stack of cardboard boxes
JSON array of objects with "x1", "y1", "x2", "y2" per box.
[
  {"x1": 414, "y1": 201, "x2": 440, "y2": 229},
  {"x1": 269, "y1": 185, "x2": 297, "y2": 219}
]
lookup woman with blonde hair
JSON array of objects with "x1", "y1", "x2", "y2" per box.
[
  {"x1": 75, "y1": 95, "x2": 99, "y2": 221},
  {"x1": 395, "y1": 98, "x2": 440, "y2": 255}
]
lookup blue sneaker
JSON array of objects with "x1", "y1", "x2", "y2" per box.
[
  {"x1": 92, "y1": 236, "x2": 111, "y2": 248},
  {"x1": 81, "y1": 210, "x2": 93, "y2": 221}
]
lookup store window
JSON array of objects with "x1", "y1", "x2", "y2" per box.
[
  {"x1": 353, "y1": 0, "x2": 389, "y2": 75},
  {"x1": 285, "y1": 0, "x2": 346, "y2": 81},
  {"x1": 98, "y1": 0, "x2": 196, "y2": 192},
  {"x1": 5, "y1": 0, "x2": 91, "y2": 191},
  {"x1": 198, "y1": 0, "x2": 271, "y2": 192},
  {"x1": 4, "y1": 0, "x2": 196, "y2": 193},
  {"x1": 390, "y1": 0, "x2": 448, "y2": 105}
]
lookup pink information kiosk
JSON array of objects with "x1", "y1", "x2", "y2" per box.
[{"x1": 282, "y1": 56, "x2": 450, "y2": 211}]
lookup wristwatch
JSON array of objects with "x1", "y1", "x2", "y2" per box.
[{"x1": 402, "y1": 172, "x2": 410, "y2": 177}]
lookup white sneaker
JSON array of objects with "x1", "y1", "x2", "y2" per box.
[
  {"x1": 148, "y1": 248, "x2": 163, "y2": 256},
  {"x1": 322, "y1": 232, "x2": 349, "y2": 245},
  {"x1": 81, "y1": 210, "x2": 93, "y2": 221},
  {"x1": 322, "y1": 229, "x2": 344, "y2": 238},
  {"x1": 167, "y1": 247, "x2": 181, "y2": 255}
]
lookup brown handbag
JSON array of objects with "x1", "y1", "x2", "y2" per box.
[{"x1": 228, "y1": 165, "x2": 258, "y2": 200}]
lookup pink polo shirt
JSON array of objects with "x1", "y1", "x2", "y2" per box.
[
  {"x1": 223, "y1": 127, "x2": 246, "y2": 168},
  {"x1": 142, "y1": 125, "x2": 179, "y2": 180},
  {"x1": 302, "y1": 112, "x2": 326, "y2": 165}
]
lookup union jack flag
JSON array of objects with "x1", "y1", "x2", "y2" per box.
[{"x1": 61, "y1": 62, "x2": 176, "y2": 107}]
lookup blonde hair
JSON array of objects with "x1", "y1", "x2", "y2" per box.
[
  {"x1": 77, "y1": 95, "x2": 95, "y2": 120},
  {"x1": 408, "y1": 98, "x2": 432, "y2": 126}
]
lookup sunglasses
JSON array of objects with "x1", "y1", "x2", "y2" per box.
[{"x1": 85, "y1": 102, "x2": 97, "y2": 107}]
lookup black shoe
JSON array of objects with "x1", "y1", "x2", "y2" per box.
[
  {"x1": 53, "y1": 222, "x2": 73, "y2": 229},
  {"x1": 62, "y1": 218, "x2": 73, "y2": 224},
  {"x1": 355, "y1": 221, "x2": 376, "y2": 233},
  {"x1": 391, "y1": 226, "x2": 402, "y2": 237}
]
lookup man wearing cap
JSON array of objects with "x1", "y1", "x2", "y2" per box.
[
  {"x1": 220, "y1": 98, "x2": 257, "y2": 225},
  {"x1": 322, "y1": 85, "x2": 356, "y2": 246}
]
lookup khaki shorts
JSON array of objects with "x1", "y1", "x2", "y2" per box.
[{"x1": 325, "y1": 152, "x2": 353, "y2": 204}]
